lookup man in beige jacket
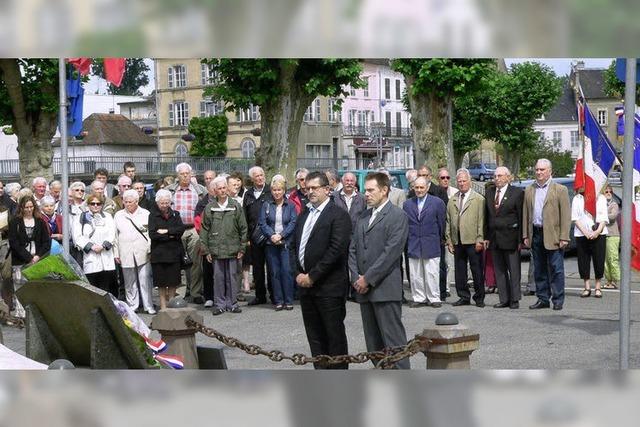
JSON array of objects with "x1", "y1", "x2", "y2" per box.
[
  {"x1": 522, "y1": 158, "x2": 571, "y2": 311},
  {"x1": 445, "y1": 168, "x2": 485, "y2": 307}
]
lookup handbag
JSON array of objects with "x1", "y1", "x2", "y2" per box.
[{"x1": 251, "y1": 226, "x2": 267, "y2": 247}]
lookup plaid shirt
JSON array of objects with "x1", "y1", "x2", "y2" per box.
[{"x1": 173, "y1": 185, "x2": 199, "y2": 225}]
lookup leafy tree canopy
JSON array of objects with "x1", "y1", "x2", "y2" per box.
[
  {"x1": 91, "y1": 58, "x2": 150, "y2": 96},
  {"x1": 188, "y1": 115, "x2": 229, "y2": 157}
]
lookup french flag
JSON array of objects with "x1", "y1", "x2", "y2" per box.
[
  {"x1": 155, "y1": 354, "x2": 184, "y2": 369},
  {"x1": 630, "y1": 114, "x2": 640, "y2": 270},
  {"x1": 574, "y1": 103, "x2": 617, "y2": 217}
]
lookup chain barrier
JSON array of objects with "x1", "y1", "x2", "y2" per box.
[
  {"x1": 186, "y1": 316, "x2": 430, "y2": 369},
  {"x1": 0, "y1": 309, "x2": 25, "y2": 329}
]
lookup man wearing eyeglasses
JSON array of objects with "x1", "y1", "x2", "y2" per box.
[{"x1": 112, "y1": 175, "x2": 132, "y2": 214}]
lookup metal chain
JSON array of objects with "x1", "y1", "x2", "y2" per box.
[
  {"x1": 0, "y1": 309, "x2": 25, "y2": 329},
  {"x1": 186, "y1": 316, "x2": 430, "y2": 369}
]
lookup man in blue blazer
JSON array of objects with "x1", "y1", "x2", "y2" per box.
[{"x1": 403, "y1": 177, "x2": 447, "y2": 308}]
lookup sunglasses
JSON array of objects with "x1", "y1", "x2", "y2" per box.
[
  {"x1": 89, "y1": 202, "x2": 103, "y2": 206},
  {"x1": 74, "y1": 189, "x2": 85, "y2": 192},
  {"x1": 604, "y1": 191, "x2": 613, "y2": 194},
  {"x1": 439, "y1": 176, "x2": 450, "y2": 180}
]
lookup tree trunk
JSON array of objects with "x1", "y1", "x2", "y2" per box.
[
  {"x1": 256, "y1": 61, "x2": 313, "y2": 184},
  {"x1": 406, "y1": 77, "x2": 456, "y2": 174},
  {"x1": 0, "y1": 59, "x2": 56, "y2": 186},
  {"x1": 502, "y1": 149, "x2": 521, "y2": 178}
]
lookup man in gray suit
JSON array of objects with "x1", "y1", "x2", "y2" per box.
[{"x1": 349, "y1": 172, "x2": 410, "y2": 369}]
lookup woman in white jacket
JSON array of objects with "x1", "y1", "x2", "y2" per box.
[
  {"x1": 114, "y1": 189, "x2": 155, "y2": 314},
  {"x1": 72, "y1": 192, "x2": 117, "y2": 294}
]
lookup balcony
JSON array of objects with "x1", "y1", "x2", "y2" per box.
[{"x1": 343, "y1": 125, "x2": 412, "y2": 138}]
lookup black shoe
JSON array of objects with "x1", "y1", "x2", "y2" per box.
[
  {"x1": 475, "y1": 301, "x2": 485, "y2": 308},
  {"x1": 493, "y1": 302, "x2": 510, "y2": 308},
  {"x1": 446, "y1": 291, "x2": 451, "y2": 298},
  {"x1": 529, "y1": 300, "x2": 550, "y2": 309},
  {"x1": 509, "y1": 302, "x2": 519, "y2": 309},
  {"x1": 451, "y1": 299, "x2": 471, "y2": 306},
  {"x1": 247, "y1": 298, "x2": 266, "y2": 306},
  {"x1": 409, "y1": 302, "x2": 423, "y2": 308},
  {"x1": 212, "y1": 308, "x2": 224, "y2": 315},
  {"x1": 430, "y1": 302, "x2": 442, "y2": 308},
  {"x1": 525, "y1": 290, "x2": 536, "y2": 296},
  {"x1": 284, "y1": 305, "x2": 294, "y2": 311},
  {"x1": 192, "y1": 297, "x2": 205, "y2": 305},
  {"x1": 553, "y1": 304, "x2": 563, "y2": 311},
  {"x1": 229, "y1": 306, "x2": 242, "y2": 313}
]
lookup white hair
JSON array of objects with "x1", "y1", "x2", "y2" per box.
[
  {"x1": 456, "y1": 168, "x2": 471, "y2": 180},
  {"x1": 40, "y1": 195, "x2": 56, "y2": 206},
  {"x1": 32, "y1": 177, "x2": 47, "y2": 187},
  {"x1": 495, "y1": 166, "x2": 511, "y2": 176},
  {"x1": 176, "y1": 162, "x2": 192, "y2": 174},
  {"x1": 295, "y1": 168, "x2": 309, "y2": 179},
  {"x1": 155, "y1": 189, "x2": 172, "y2": 203},
  {"x1": 413, "y1": 177, "x2": 428, "y2": 186},
  {"x1": 211, "y1": 176, "x2": 228, "y2": 188},
  {"x1": 536, "y1": 158, "x2": 553, "y2": 171},
  {"x1": 271, "y1": 174, "x2": 285, "y2": 183},
  {"x1": 49, "y1": 180, "x2": 62, "y2": 189},
  {"x1": 122, "y1": 189, "x2": 140, "y2": 202},
  {"x1": 117, "y1": 175, "x2": 132, "y2": 186},
  {"x1": 91, "y1": 180, "x2": 105, "y2": 190},
  {"x1": 405, "y1": 169, "x2": 417, "y2": 182},
  {"x1": 69, "y1": 181, "x2": 86, "y2": 191},
  {"x1": 6, "y1": 182, "x2": 21, "y2": 196},
  {"x1": 248, "y1": 166, "x2": 264, "y2": 178}
]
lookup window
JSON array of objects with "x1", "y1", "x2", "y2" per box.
[
  {"x1": 384, "y1": 78, "x2": 391, "y2": 99},
  {"x1": 597, "y1": 108, "x2": 608, "y2": 126},
  {"x1": 348, "y1": 110, "x2": 356, "y2": 128},
  {"x1": 200, "y1": 100, "x2": 224, "y2": 117},
  {"x1": 363, "y1": 77, "x2": 369, "y2": 97},
  {"x1": 175, "y1": 142, "x2": 188, "y2": 157},
  {"x1": 395, "y1": 79, "x2": 401, "y2": 100},
  {"x1": 328, "y1": 99, "x2": 340, "y2": 122},
  {"x1": 237, "y1": 104, "x2": 260, "y2": 122},
  {"x1": 404, "y1": 147, "x2": 413, "y2": 168},
  {"x1": 571, "y1": 130, "x2": 580, "y2": 151},
  {"x1": 305, "y1": 144, "x2": 331, "y2": 158},
  {"x1": 349, "y1": 85, "x2": 356, "y2": 96},
  {"x1": 385, "y1": 111, "x2": 392, "y2": 133},
  {"x1": 200, "y1": 63, "x2": 218, "y2": 85},
  {"x1": 168, "y1": 64, "x2": 186, "y2": 88},
  {"x1": 394, "y1": 146, "x2": 402, "y2": 168},
  {"x1": 552, "y1": 131, "x2": 562, "y2": 148},
  {"x1": 241, "y1": 138, "x2": 256, "y2": 158},
  {"x1": 169, "y1": 102, "x2": 189, "y2": 127},
  {"x1": 396, "y1": 112, "x2": 402, "y2": 136},
  {"x1": 304, "y1": 98, "x2": 321, "y2": 122}
]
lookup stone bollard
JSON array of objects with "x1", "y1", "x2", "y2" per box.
[
  {"x1": 421, "y1": 312, "x2": 479, "y2": 369},
  {"x1": 150, "y1": 298, "x2": 203, "y2": 369}
]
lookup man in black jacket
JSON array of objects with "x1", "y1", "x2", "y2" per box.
[
  {"x1": 484, "y1": 166, "x2": 524, "y2": 309},
  {"x1": 243, "y1": 166, "x2": 273, "y2": 305},
  {"x1": 294, "y1": 171, "x2": 352, "y2": 369}
]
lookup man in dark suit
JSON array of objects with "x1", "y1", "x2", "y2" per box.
[
  {"x1": 294, "y1": 171, "x2": 352, "y2": 369},
  {"x1": 484, "y1": 167, "x2": 524, "y2": 309},
  {"x1": 349, "y1": 172, "x2": 410, "y2": 369},
  {"x1": 243, "y1": 166, "x2": 273, "y2": 305}
]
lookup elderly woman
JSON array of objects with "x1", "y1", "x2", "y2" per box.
[
  {"x1": 66, "y1": 181, "x2": 88, "y2": 264},
  {"x1": 114, "y1": 189, "x2": 155, "y2": 314},
  {"x1": 572, "y1": 187, "x2": 608, "y2": 299},
  {"x1": 603, "y1": 185, "x2": 620, "y2": 290},
  {"x1": 149, "y1": 189, "x2": 186, "y2": 310},
  {"x1": 73, "y1": 193, "x2": 117, "y2": 294},
  {"x1": 40, "y1": 196, "x2": 63, "y2": 243},
  {"x1": 200, "y1": 176, "x2": 248, "y2": 315},
  {"x1": 259, "y1": 177, "x2": 297, "y2": 310}
]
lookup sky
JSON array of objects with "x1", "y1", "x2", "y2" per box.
[{"x1": 83, "y1": 58, "x2": 615, "y2": 97}]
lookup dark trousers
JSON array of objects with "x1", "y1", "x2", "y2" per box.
[
  {"x1": 576, "y1": 235, "x2": 606, "y2": 280},
  {"x1": 86, "y1": 269, "x2": 118, "y2": 295},
  {"x1": 203, "y1": 255, "x2": 214, "y2": 302},
  {"x1": 300, "y1": 295, "x2": 348, "y2": 369},
  {"x1": 251, "y1": 244, "x2": 272, "y2": 302},
  {"x1": 532, "y1": 227, "x2": 565, "y2": 306},
  {"x1": 492, "y1": 248, "x2": 521, "y2": 304},
  {"x1": 439, "y1": 245, "x2": 447, "y2": 299},
  {"x1": 454, "y1": 244, "x2": 484, "y2": 303}
]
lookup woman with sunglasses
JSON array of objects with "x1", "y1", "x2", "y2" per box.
[
  {"x1": 72, "y1": 193, "x2": 117, "y2": 294},
  {"x1": 603, "y1": 185, "x2": 620, "y2": 290}
]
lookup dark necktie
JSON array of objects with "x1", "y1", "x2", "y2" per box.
[{"x1": 494, "y1": 188, "x2": 501, "y2": 211}]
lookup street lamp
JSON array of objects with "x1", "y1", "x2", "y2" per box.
[{"x1": 370, "y1": 121, "x2": 385, "y2": 168}]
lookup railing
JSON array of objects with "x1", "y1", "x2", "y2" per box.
[{"x1": 343, "y1": 125, "x2": 413, "y2": 138}]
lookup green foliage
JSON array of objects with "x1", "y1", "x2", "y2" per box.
[
  {"x1": 188, "y1": 115, "x2": 229, "y2": 157},
  {"x1": 516, "y1": 138, "x2": 575, "y2": 179},
  {"x1": 91, "y1": 58, "x2": 150, "y2": 96},
  {"x1": 0, "y1": 59, "x2": 59, "y2": 127},
  {"x1": 603, "y1": 59, "x2": 640, "y2": 103},
  {"x1": 201, "y1": 59, "x2": 363, "y2": 110}
]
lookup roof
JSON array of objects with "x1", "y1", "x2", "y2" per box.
[
  {"x1": 574, "y1": 68, "x2": 608, "y2": 99},
  {"x1": 541, "y1": 80, "x2": 578, "y2": 123},
  {"x1": 54, "y1": 113, "x2": 155, "y2": 146}
]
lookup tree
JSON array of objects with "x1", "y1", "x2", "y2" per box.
[
  {"x1": 511, "y1": 137, "x2": 574, "y2": 179},
  {"x1": 391, "y1": 59, "x2": 494, "y2": 173},
  {"x1": 202, "y1": 59, "x2": 362, "y2": 182},
  {"x1": 188, "y1": 115, "x2": 229, "y2": 157},
  {"x1": 0, "y1": 59, "x2": 59, "y2": 185},
  {"x1": 462, "y1": 62, "x2": 562, "y2": 176},
  {"x1": 91, "y1": 58, "x2": 150, "y2": 96},
  {"x1": 603, "y1": 59, "x2": 640, "y2": 103}
]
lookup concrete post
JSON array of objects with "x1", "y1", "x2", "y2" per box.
[
  {"x1": 150, "y1": 302, "x2": 203, "y2": 369},
  {"x1": 421, "y1": 312, "x2": 479, "y2": 369}
]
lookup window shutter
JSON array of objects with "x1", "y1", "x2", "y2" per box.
[
  {"x1": 168, "y1": 67, "x2": 173, "y2": 88},
  {"x1": 168, "y1": 103, "x2": 174, "y2": 127}
]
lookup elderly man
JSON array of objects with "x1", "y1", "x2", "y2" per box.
[
  {"x1": 203, "y1": 170, "x2": 216, "y2": 189},
  {"x1": 405, "y1": 169, "x2": 418, "y2": 191},
  {"x1": 112, "y1": 176, "x2": 132, "y2": 213},
  {"x1": 200, "y1": 176, "x2": 248, "y2": 315},
  {"x1": 332, "y1": 171, "x2": 366, "y2": 228},
  {"x1": 167, "y1": 162, "x2": 206, "y2": 304},
  {"x1": 523, "y1": 159, "x2": 571, "y2": 311},
  {"x1": 133, "y1": 181, "x2": 156, "y2": 212},
  {"x1": 31, "y1": 177, "x2": 48, "y2": 205},
  {"x1": 90, "y1": 180, "x2": 117, "y2": 216},
  {"x1": 403, "y1": 177, "x2": 446, "y2": 308},
  {"x1": 243, "y1": 166, "x2": 273, "y2": 306},
  {"x1": 437, "y1": 167, "x2": 458, "y2": 295},
  {"x1": 446, "y1": 168, "x2": 485, "y2": 307},
  {"x1": 195, "y1": 179, "x2": 218, "y2": 307},
  {"x1": 484, "y1": 166, "x2": 524, "y2": 309},
  {"x1": 48, "y1": 180, "x2": 62, "y2": 208},
  {"x1": 114, "y1": 189, "x2": 155, "y2": 314},
  {"x1": 325, "y1": 168, "x2": 342, "y2": 193},
  {"x1": 349, "y1": 172, "x2": 410, "y2": 369},
  {"x1": 287, "y1": 168, "x2": 309, "y2": 215}
]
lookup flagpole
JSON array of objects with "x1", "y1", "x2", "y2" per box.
[
  {"x1": 619, "y1": 58, "x2": 636, "y2": 369},
  {"x1": 58, "y1": 58, "x2": 70, "y2": 257}
]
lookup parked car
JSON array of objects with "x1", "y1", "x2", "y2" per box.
[
  {"x1": 467, "y1": 162, "x2": 497, "y2": 181},
  {"x1": 338, "y1": 169, "x2": 410, "y2": 193}
]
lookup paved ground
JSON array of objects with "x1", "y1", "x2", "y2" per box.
[{"x1": 2, "y1": 256, "x2": 639, "y2": 369}]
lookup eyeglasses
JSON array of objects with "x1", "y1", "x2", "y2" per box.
[
  {"x1": 74, "y1": 189, "x2": 85, "y2": 192},
  {"x1": 604, "y1": 191, "x2": 613, "y2": 194},
  {"x1": 439, "y1": 176, "x2": 450, "y2": 180},
  {"x1": 121, "y1": 184, "x2": 131, "y2": 188},
  {"x1": 89, "y1": 202, "x2": 102, "y2": 206},
  {"x1": 306, "y1": 185, "x2": 326, "y2": 192}
]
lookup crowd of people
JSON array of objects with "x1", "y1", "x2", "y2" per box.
[{"x1": 0, "y1": 157, "x2": 622, "y2": 369}]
